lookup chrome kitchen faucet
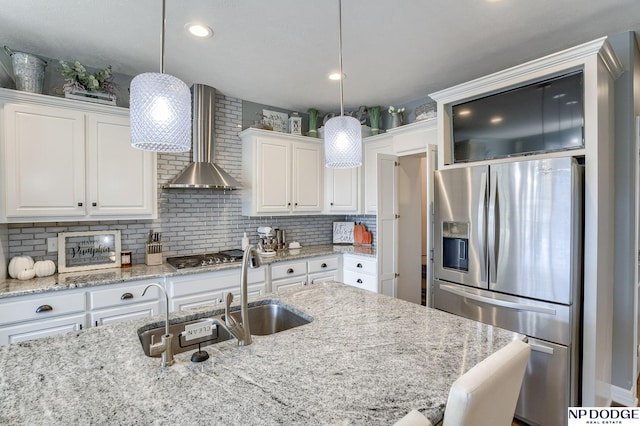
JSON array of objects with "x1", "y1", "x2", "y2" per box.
[
  {"x1": 142, "y1": 283, "x2": 174, "y2": 367},
  {"x1": 224, "y1": 245, "x2": 261, "y2": 346}
]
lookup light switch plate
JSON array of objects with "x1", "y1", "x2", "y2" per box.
[{"x1": 47, "y1": 237, "x2": 58, "y2": 253}]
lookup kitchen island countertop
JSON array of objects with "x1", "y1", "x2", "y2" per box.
[
  {"x1": 0, "y1": 244, "x2": 375, "y2": 299},
  {"x1": 0, "y1": 281, "x2": 522, "y2": 425}
]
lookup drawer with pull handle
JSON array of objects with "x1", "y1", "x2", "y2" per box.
[
  {"x1": 271, "y1": 261, "x2": 307, "y2": 280},
  {"x1": 342, "y1": 270, "x2": 378, "y2": 293},
  {"x1": 307, "y1": 256, "x2": 339, "y2": 274},
  {"x1": 88, "y1": 281, "x2": 163, "y2": 310},
  {"x1": 0, "y1": 291, "x2": 85, "y2": 326},
  {"x1": 343, "y1": 255, "x2": 377, "y2": 275}
]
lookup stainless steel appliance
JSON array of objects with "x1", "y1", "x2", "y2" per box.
[
  {"x1": 166, "y1": 250, "x2": 244, "y2": 270},
  {"x1": 433, "y1": 157, "x2": 582, "y2": 426}
]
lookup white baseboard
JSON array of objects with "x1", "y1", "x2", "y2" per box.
[{"x1": 611, "y1": 384, "x2": 638, "y2": 407}]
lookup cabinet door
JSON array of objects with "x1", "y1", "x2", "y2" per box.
[
  {"x1": 0, "y1": 313, "x2": 85, "y2": 345},
  {"x1": 256, "y1": 138, "x2": 291, "y2": 213},
  {"x1": 4, "y1": 103, "x2": 86, "y2": 218},
  {"x1": 89, "y1": 301, "x2": 160, "y2": 327},
  {"x1": 364, "y1": 137, "x2": 394, "y2": 214},
  {"x1": 86, "y1": 113, "x2": 156, "y2": 218},
  {"x1": 325, "y1": 167, "x2": 359, "y2": 213},
  {"x1": 171, "y1": 292, "x2": 224, "y2": 312},
  {"x1": 292, "y1": 141, "x2": 322, "y2": 212},
  {"x1": 272, "y1": 277, "x2": 307, "y2": 293},
  {"x1": 308, "y1": 270, "x2": 339, "y2": 285}
]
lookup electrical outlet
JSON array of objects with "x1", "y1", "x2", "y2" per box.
[{"x1": 47, "y1": 237, "x2": 58, "y2": 253}]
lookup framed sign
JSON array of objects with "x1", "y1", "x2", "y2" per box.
[
  {"x1": 58, "y1": 231, "x2": 121, "y2": 273},
  {"x1": 333, "y1": 222, "x2": 354, "y2": 244}
]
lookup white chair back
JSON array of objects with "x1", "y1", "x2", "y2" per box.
[
  {"x1": 393, "y1": 339, "x2": 530, "y2": 426},
  {"x1": 442, "y1": 339, "x2": 531, "y2": 426}
]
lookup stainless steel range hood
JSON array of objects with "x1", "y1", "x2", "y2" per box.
[{"x1": 163, "y1": 84, "x2": 241, "y2": 189}]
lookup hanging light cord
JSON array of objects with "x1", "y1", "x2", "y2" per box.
[
  {"x1": 337, "y1": 0, "x2": 345, "y2": 117},
  {"x1": 160, "y1": 0, "x2": 166, "y2": 74}
]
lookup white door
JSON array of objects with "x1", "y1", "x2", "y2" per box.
[
  {"x1": 377, "y1": 154, "x2": 399, "y2": 297},
  {"x1": 256, "y1": 138, "x2": 291, "y2": 213},
  {"x1": 397, "y1": 154, "x2": 425, "y2": 304},
  {"x1": 4, "y1": 103, "x2": 86, "y2": 218},
  {"x1": 86, "y1": 113, "x2": 156, "y2": 217},
  {"x1": 292, "y1": 141, "x2": 322, "y2": 212}
]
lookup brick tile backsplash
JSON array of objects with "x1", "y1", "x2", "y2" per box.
[{"x1": 7, "y1": 92, "x2": 376, "y2": 265}]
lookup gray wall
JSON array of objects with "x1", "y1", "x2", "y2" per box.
[
  {"x1": 6, "y1": 92, "x2": 376, "y2": 265},
  {"x1": 610, "y1": 31, "x2": 640, "y2": 392}
]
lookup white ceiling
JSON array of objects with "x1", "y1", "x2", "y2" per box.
[{"x1": 1, "y1": 0, "x2": 639, "y2": 112}]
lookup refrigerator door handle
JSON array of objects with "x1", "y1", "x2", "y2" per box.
[
  {"x1": 487, "y1": 171, "x2": 498, "y2": 285},
  {"x1": 529, "y1": 341, "x2": 555, "y2": 355},
  {"x1": 478, "y1": 171, "x2": 488, "y2": 284},
  {"x1": 439, "y1": 283, "x2": 557, "y2": 315}
]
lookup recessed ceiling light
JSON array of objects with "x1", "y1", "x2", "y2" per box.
[
  {"x1": 328, "y1": 72, "x2": 346, "y2": 81},
  {"x1": 185, "y1": 23, "x2": 213, "y2": 38},
  {"x1": 490, "y1": 116, "x2": 503, "y2": 124}
]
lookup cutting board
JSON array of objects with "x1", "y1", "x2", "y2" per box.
[{"x1": 353, "y1": 223, "x2": 366, "y2": 244}]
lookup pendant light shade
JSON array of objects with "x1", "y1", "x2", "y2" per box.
[
  {"x1": 130, "y1": 0, "x2": 191, "y2": 153},
  {"x1": 130, "y1": 72, "x2": 191, "y2": 152},
  {"x1": 324, "y1": 0, "x2": 362, "y2": 168},
  {"x1": 324, "y1": 115, "x2": 362, "y2": 168}
]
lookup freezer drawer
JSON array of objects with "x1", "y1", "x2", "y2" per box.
[
  {"x1": 516, "y1": 337, "x2": 571, "y2": 426},
  {"x1": 433, "y1": 280, "x2": 573, "y2": 345}
]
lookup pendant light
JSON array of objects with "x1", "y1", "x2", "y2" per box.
[
  {"x1": 324, "y1": 0, "x2": 362, "y2": 168},
  {"x1": 130, "y1": 0, "x2": 191, "y2": 152}
]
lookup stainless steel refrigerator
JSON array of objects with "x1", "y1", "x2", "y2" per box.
[{"x1": 433, "y1": 157, "x2": 582, "y2": 426}]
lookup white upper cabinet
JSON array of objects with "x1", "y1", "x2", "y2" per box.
[
  {"x1": 240, "y1": 128, "x2": 323, "y2": 216},
  {"x1": 0, "y1": 89, "x2": 157, "y2": 222},
  {"x1": 324, "y1": 166, "x2": 360, "y2": 213},
  {"x1": 86, "y1": 113, "x2": 155, "y2": 217},
  {"x1": 4, "y1": 102, "x2": 86, "y2": 219}
]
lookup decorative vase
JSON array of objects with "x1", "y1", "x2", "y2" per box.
[
  {"x1": 390, "y1": 112, "x2": 403, "y2": 128},
  {"x1": 308, "y1": 108, "x2": 318, "y2": 137},
  {"x1": 369, "y1": 106, "x2": 381, "y2": 135}
]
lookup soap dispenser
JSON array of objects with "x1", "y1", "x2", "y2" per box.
[{"x1": 242, "y1": 232, "x2": 249, "y2": 250}]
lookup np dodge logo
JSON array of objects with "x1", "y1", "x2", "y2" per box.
[{"x1": 568, "y1": 408, "x2": 640, "y2": 425}]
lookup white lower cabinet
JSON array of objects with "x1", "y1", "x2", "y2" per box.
[
  {"x1": 167, "y1": 267, "x2": 266, "y2": 312},
  {"x1": 0, "y1": 290, "x2": 86, "y2": 345},
  {"x1": 342, "y1": 254, "x2": 378, "y2": 293},
  {"x1": 87, "y1": 279, "x2": 163, "y2": 327},
  {"x1": 307, "y1": 255, "x2": 340, "y2": 284},
  {"x1": 270, "y1": 260, "x2": 308, "y2": 292}
]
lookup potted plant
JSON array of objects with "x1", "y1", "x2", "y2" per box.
[
  {"x1": 388, "y1": 105, "x2": 405, "y2": 128},
  {"x1": 59, "y1": 60, "x2": 117, "y2": 105}
]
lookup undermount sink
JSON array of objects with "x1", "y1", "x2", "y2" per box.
[
  {"x1": 223, "y1": 301, "x2": 313, "y2": 336},
  {"x1": 138, "y1": 318, "x2": 233, "y2": 357},
  {"x1": 137, "y1": 300, "x2": 313, "y2": 357}
]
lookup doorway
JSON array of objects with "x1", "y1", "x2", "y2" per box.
[{"x1": 397, "y1": 153, "x2": 428, "y2": 305}]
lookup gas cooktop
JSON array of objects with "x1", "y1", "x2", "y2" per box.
[{"x1": 166, "y1": 250, "x2": 245, "y2": 270}]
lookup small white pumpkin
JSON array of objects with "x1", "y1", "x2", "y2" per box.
[
  {"x1": 8, "y1": 256, "x2": 34, "y2": 279},
  {"x1": 16, "y1": 268, "x2": 36, "y2": 280},
  {"x1": 34, "y1": 260, "x2": 56, "y2": 277}
]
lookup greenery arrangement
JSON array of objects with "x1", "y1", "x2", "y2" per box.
[
  {"x1": 369, "y1": 106, "x2": 381, "y2": 135},
  {"x1": 59, "y1": 60, "x2": 117, "y2": 96}
]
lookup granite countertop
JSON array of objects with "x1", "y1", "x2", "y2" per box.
[
  {"x1": 0, "y1": 282, "x2": 522, "y2": 425},
  {"x1": 0, "y1": 244, "x2": 376, "y2": 299}
]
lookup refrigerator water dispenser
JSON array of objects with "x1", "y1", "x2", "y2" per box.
[{"x1": 442, "y1": 222, "x2": 469, "y2": 272}]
